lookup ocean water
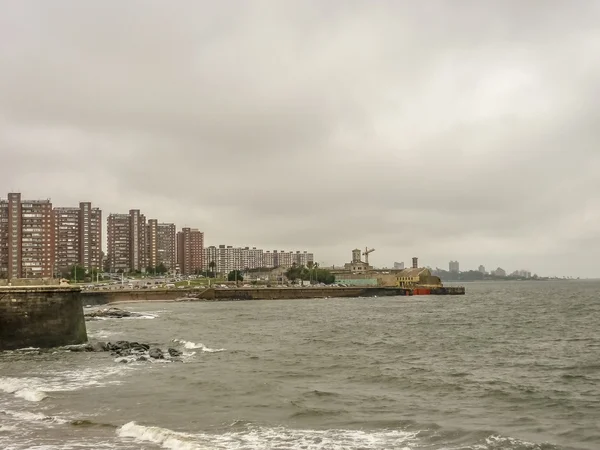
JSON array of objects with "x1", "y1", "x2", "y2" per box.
[{"x1": 0, "y1": 281, "x2": 599, "y2": 450}]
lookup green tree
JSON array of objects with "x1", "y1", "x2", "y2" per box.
[
  {"x1": 156, "y1": 263, "x2": 168, "y2": 275},
  {"x1": 208, "y1": 261, "x2": 216, "y2": 277},
  {"x1": 227, "y1": 270, "x2": 243, "y2": 282},
  {"x1": 285, "y1": 263, "x2": 302, "y2": 282},
  {"x1": 315, "y1": 267, "x2": 335, "y2": 284},
  {"x1": 69, "y1": 265, "x2": 86, "y2": 282}
]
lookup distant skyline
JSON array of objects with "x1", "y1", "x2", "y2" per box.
[{"x1": 1, "y1": 1, "x2": 599, "y2": 278}]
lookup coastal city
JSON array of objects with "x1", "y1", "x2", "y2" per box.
[
  {"x1": 0, "y1": 192, "x2": 314, "y2": 280},
  {"x1": 0, "y1": 191, "x2": 548, "y2": 287}
]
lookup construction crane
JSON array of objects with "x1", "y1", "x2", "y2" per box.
[{"x1": 363, "y1": 247, "x2": 375, "y2": 265}]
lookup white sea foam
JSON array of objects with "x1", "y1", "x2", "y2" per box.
[
  {"x1": 117, "y1": 421, "x2": 418, "y2": 450},
  {"x1": 172, "y1": 339, "x2": 225, "y2": 353},
  {"x1": 0, "y1": 377, "x2": 48, "y2": 402},
  {"x1": 0, "y1": 366, "x2": 128, "y2": 402},
  {"x1": 0, "y1": 409, "x2": 67, "y2": 425}
]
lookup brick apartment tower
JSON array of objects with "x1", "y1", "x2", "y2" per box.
[
  {"x1": 107, "y1": 210, "x2": 147, "y2": 273},
  {"x1": 53, "y1": 202, "x2": 102, "y2": 275},
  {"x1": 107, "y1": 214, "x2": 130, "y2": 272},
  {"x1": 0, "y1": 193, "x2": 54, "y2": 279},
  {"x1": 147, "y1": 220, "x2": 176, "y2": 270},
  {"x1": 176, "y1": 228, "x2": 204, "y2": 275},
  {"x1": 129, "y1": 209, "x2": 147, "y2": 272}
]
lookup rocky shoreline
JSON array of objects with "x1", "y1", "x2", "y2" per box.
[
  {"x1": 63, "y1": 340, "x2": 183, "y2": 363},
  {"x1": 84, "y1": 307, "x2": 147, "y2": 320}
]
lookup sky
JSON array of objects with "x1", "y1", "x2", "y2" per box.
[{"x1": 1, "y1": 1, "x2": 599, "y2": 277}]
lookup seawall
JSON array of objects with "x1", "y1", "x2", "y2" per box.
[
  {"x1": 81, "y1": 285, "x2": 465, "y2": 305},
  {"x1": 0, "y1": 286, "x2": 87, "y2": 351}
]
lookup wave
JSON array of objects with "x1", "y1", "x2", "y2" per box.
[
  {"x1": 0, "y1": 409, "x2": 67, "y2": 425},
  {"x1": 172, "y1": 339, "x2": 225, "y2": 353},
  {"x1": 0, "y1": 377, "x2": 48, "y2": 402},
  {"x1": 0, "y1": 366, "x2": 128, "y2": 402},
  {"x1": 117, "y1": 421, "x2": 419, "y2": 450}
]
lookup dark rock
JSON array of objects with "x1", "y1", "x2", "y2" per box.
[
  {"x1": 64, "y1": 345, "x2": 86, "y2": 352},
  {"x1": 149, "y1": 348, "x2": 164, "y2": 359},
  {"x1": 84, "y1": 307, "x2": 142, "y2": 320},
  {"x1": 168, "y1": 348, "x2": 182, "y2": 357},
  {"x1": 137, "y1": 356, "x2": 148, "y2": 361}
]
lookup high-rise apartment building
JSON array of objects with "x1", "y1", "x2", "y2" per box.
[
  {"x1": 107, "y1": 214, "x2": 131, "y2": 272},
  {"x1": 106, "y1": 210, "x2": 148, "y2": 273},
  {"x1": 53, "y1": 207, "x2": 80, "y2": 274},
  {"x1": 203, "y1": 245, "x2": 313, "y2": 274},
  {"x1": 79, "y1": 202, "x2": 102, "y2": 271},
  {"x1": 53, "y1": 202, "x2": 102, "y2": 274},
  {"x1": 177, "y1": 228, "x2": 204, "y2": 275},
  {"x1": 129, "y1": 209, "x2": 146, "y2": 272},
  {"x1": 449, "y1": 260, "x2": 460, "y2": 273},
  {"x1": 147, "y1": 220, "x2": 176, "y2": 270},
  {"x1": 0, "y1": 193, "x2": 54, "y2": 279}
]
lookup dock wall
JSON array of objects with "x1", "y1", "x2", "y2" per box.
[
  {"x1": 81, "y1": 285, "x2": 464, "y2": 305},
  {"x1": 0, "y1": 286, "x2": 87, "y2": 351}
]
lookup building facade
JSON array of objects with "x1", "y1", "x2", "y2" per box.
[
  {"x1": 203, "y1": 245, "x2": 314, "y2": 275},
  {"x1": 0, "y1": 193, "x2": 54, "y2": 279},
  {"x1": 107, "y1": 214, "x2": 131, "y2": 272},
  {"x1": 147, "y1": 220, "x2": 176, "y2": 270},
  {"x1": 449, "y1": 261, "x2": 460, "y2": 273},
  {"x1": 53, "y1": 202, "x2": 102, "y2": 275},
  {"x1": 177, "y1": 228, "x2": 204, "y2": 275}
]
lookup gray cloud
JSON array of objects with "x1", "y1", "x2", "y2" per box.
[{"x1": 1, "y1": 0, "x2": 599, "y2": 277}]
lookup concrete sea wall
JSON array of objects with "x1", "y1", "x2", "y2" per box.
[{"x1": 0, "y1": 286, "x2": 87, "y2": 351}]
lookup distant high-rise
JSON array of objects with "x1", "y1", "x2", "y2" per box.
[
  {"x1": 449, "y1": 261, "x2": 460, "y2": 273},
  {"x1": 203, "y1": 245, "x2": 313, "y2": 274},
  {"x1": 0, "y1": 193, "x2": 54, "y2": 279},
  {"x1": 478, "y1": 265, "x2": 486, "y2": 274},
  {"x1": 394, "y1": 262, "x2": 405, "y2": 270},
  {"x1": 177, "y1": 228, "x2": 204, "y2": 275},
  {"x1": 107, "y1": 214, "x2": 130, "y2": 272},
  {"x1": 107, "y1": 210, "x2": 148, "y2": 273},
  {"x1": 129, "y1": 209, "x2": 147, "y2": 272},
  {"x1": 53, "y1": 202, "x2": 102, "y2": 274},
  {"x1": 147, "y1": 220, "x2": 176, "y2": 270}
]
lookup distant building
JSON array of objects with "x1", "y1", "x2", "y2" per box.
[
  {"x1": 177, "y1": 228, "x2": 204, "y2": 275},
  {"x1": 203, "y1": 245, "x2": 312, "y2": 274},
  {"x1": 478, "y1": 265, "x2": 486, "y2": 274},
  {"x1": 53, "y1": 202, "x2": 102, "y2": 275},
  {"x1": 147, "y1": 220, "x2": 176, "y2": 270},
  {"x1": 394, "y1": 261, "x2": 405, "y2": 270},
  {"x1": 107, "y1": 214, "x2": 131, "y2": 272},
  {"x1": 449, "y1": 260, "x2": 460, "y2": 273},
  {"x1": 344, "y1": 248, "x2": 371, "y2": 273},
  {"x1": 491, "y1": 267, "x2": 506, "y2": 277},
  {"x1": 0, "y1": 193, "x2": 55, "y2": 279}
]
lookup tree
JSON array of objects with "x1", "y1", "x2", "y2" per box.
[
  {"x1": 227, "y1": 270, "x2": 243, "y2": 282},
  {"x1": 69, "y1": 265, "x2": 86, "y2": 282},
  {"x1": 208, "y1": 261, "x2": 216, "y2": 277},
  {"x1": 285, "y1": 263, "x2": 302, "y2": 282},
  {"x1": 156, "y1": 263, "x2": 168, "y2": 275}
]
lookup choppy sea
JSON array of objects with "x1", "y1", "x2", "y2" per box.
[{"x1": 1, "y1": 280, "x2": 599, "y2": 449}]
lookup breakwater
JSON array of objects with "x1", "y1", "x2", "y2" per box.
[
  {"x1": 82, "y1": 285, "x2": 465, "y2": 305},
  {"x1": 0, "y1": 286, "x2": 87, "y2": 351}
]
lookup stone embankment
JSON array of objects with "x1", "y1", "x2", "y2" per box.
[
  {"x1": 0, "y1": 285, "x2": 87, "y2": 351},
  {"x1": 82, "y1": 285, "x2": 465, "y2": 305}
]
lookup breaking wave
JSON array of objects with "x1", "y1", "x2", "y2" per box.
[
  {"x1": 116, "y1": 421, "x2": 418, "y2": 450},
  {"x1": 172, "y1": 339, "x2": 225, "y2": 353}
]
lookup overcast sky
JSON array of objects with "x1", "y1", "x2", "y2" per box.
[{"x1": 1, "y1": 1, "x2": 599, "y2": 277}]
